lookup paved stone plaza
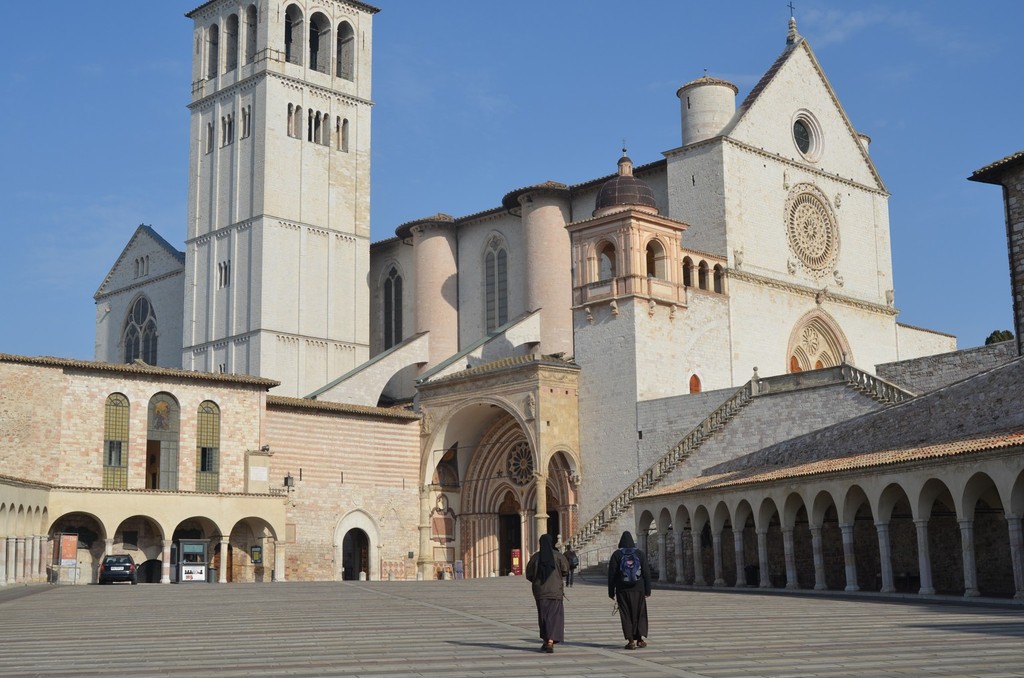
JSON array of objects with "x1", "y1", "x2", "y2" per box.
[{"x1": 1, "y1": 578, "x2": 1022, "y2": 677}]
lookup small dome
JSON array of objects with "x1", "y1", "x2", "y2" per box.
[{"x1": 594, "y1": 153, "x2": 657, "y2": 214}]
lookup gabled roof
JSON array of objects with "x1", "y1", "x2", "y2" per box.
[
  {"x1": 721, "y1": 22, "x2": 886, "y2": 193},
  {"x1": 969, "y1": 150, "x2": 1024, "y2": 184},
  {"x1": 94, "y1": 225, "x2": 185, "y2": 299}
]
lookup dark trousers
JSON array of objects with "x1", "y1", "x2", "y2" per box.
[
  {"x1": 615, "y1": 586, "x2": 648, "y2": 641},
  {"x1": 566, "y1": 569, "x2": 575, "y2": 587}
]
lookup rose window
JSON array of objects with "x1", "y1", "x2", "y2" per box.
[
  {"x1": 506, "y1": 442, "x2": 534, "y2": 486},
  {"x1": 786, "y1": 186, "x2": 839, "y2": 275}
]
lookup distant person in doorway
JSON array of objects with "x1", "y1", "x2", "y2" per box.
[
  {"x1": 563, "y1": 543, "x2": 579, "y2": 587},
  {"x1": 607, "y1": 531, "x2": 651, "y2": 650},
  {"x1": 525, "y1": 533, "x2": 569, "y2": 653}
]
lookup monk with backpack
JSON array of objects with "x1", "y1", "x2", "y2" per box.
[{"x1": 607, "y1": 531, "x2": 652, "y2": 650}]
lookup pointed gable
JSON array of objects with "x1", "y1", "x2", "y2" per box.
[
  {"x1": 94, "y1": 225, "x2": 185, "y2": 299},
  {"x1": 724, "y1": 32, "x2": 885, "y2": 193}
]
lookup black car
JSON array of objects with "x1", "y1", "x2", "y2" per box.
[{"x1": 99, "y1": 554, "x2": 138, "y2": 585}]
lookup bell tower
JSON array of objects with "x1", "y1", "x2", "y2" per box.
[{"x1": 182, "y1": 0, "x2": 377, "y2": 397}]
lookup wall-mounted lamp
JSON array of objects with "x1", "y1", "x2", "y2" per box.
[{"x1": 284, "y1": 473, "x2": 294, "y2": 490}]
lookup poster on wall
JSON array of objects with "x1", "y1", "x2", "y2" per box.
[
  {"x1": 180, "y1": 564, "x2": 207, "y2": 582},
  {"x1": 251, "y1": 545, "x2": 262, "y2": 564}
]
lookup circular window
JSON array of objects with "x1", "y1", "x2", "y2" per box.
[
  {"x1": 791, "y1": 111, "x2": 822, "y2": 161},
  {"x1": 506, "y1": 442, "x2": 534, "y2": 486},
  {"x1": 785, "y1": 184, "x2": 839, "y2": 275}
]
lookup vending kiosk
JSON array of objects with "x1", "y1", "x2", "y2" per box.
[{"x1": 177, "y1": 539, "x2": 208, "y2": 583}]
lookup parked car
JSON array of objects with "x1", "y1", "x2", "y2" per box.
[{"x1": 99, "y1": 554, "x2": 137, "y2": 585}]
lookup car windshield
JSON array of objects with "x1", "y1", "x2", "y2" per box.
[{"x1": 105, "y1": 556, "x2": 132, "y2": 564}]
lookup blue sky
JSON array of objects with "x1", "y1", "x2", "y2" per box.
[{"x1": 1, "y1": 1, "x2": 1020, "y2": 360}]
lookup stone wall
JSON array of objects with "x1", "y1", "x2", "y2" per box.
[{"x1": 876, "y1": 340, "x2": 1016, "y2": 395}]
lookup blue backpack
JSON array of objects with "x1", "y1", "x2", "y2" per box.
[{"x1": 619, "y1": 547, "x2": 641, "y2": 583}]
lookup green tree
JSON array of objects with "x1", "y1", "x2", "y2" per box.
[{"x1": 985, "y1": 329, "x2": 1014, "y2": 345}]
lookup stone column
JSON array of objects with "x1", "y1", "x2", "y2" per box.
[
  {"x1": 533, "y1": 475, "x2": 549, "y2": 549},
  {"x1": 958, "y1": 519, "x2": 980, "y2": 597},
  {"x1": 839, "y1": 523, "x2": 859, "y2": 592},
  {"x1": 711, "y1": 530, "x2": 725, "y2": 586},
  {"x1": 274, "y1": 539, "x2": 287, "y2": 582},
  {"x1": 914, "y1": 519, "x2": 935, "y2": 595},
  {"x1": 1006, "y1": 515, "x2": 1024, "y2": 599},
  {"x1": 674, "y1": 529, "x2": 685, "y2": 584},
  {"x1": 757, "y1": 530, "x2": 770, "y2": 588},
  {"x1": 40, "y1": 536, "x2": 49, "y2": 581},
  {"x1": 0, "y1": 536, "x2": 7, "y2": 585},
  {"x1": 28, "y1": 535, "x2": 39, "y2": 583},
  {"x1": 875, "y1": 522, "x2": 894, "y2": 593},
  {"x1": 691, "y1": 530, "x2": 706, "y2": 586},
  {"x1": 219, "y1": 538, "x2": 229, "y2": 583},
  {"x1": 6, "y1": 537, "x2": 16, "y2": 585},
  {"x1": 782, "y1": 528, "x2": 798, "y2": 589},
  {"x1": 657, "y1": 532, "x2": 668, "y2": 583},
  {"x1": 14, "y1": 537, "x2": 25, "y2": 583},
  {"x1": 417, "y1": 486, "x2": 432, "y2": 580},
  {"x1": 810, "y1": 526, "x2": 826, "y2": 590},
  {"x1": 160, "y1": 539, "x2": 172, "y2": 584},
  {"x1": 521, "y1": 510, "x2": 532, "y2": 568},
  {"x1": 104, "y1": 538, "x2": 114, "y2": 557},
  {"x1": 733, "y1": 529, "x2": 746, "y2": 588}
]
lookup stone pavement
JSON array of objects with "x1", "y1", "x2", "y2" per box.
[{"x1": 1, "y1": 577, "x2": 1022, "y2": 677}]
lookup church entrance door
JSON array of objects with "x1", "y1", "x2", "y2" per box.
[
  {"x1": 342, "y1": 529, "x2": 369, "y2": 580},
  {"x1": 498, "y1": 514, "x2": 521, "y2": 576}
]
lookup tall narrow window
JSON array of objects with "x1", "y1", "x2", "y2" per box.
[
  {"x1": 339, "y1": 117, "x2": 350, "y2": 152},
  {"x1": 485, "y1": 238, "x2": 508, "y2": 332},
  {"x1": 206, "y1": 121, "x2": 215, "y2": 153},
  {"x1": 713, "y1": 264, "x2": 724, "y2": 294},
  {"x1": 146, "y1": 393, "x2": 180, "y2": 491},
  {"x1": 383, "y1": 266, "x2": 403, "y2": 349},
  {"x1": 682, "y1": 257, "x2": 693, "y2": 287},
  {"x1": 103, "y1": 394, "x2": 130, "y2": 490},
  {"x1": 124, "y1": 297, "x2": 158, "y2": 365},
  {"x1": 195, "y1": 401, "x2": 220, "y2": 492},
  {"x1": 207, "y1": 24, "x2": 220, "y2": 79},
  {"x1": 284, "y1": 4, "x2": 304, "y2": 65},
  {"x1": 336, "y1": 22, "x2": 354, "y2": 80},
  {"x1": 244, "y1": 5, "x2": 257, "y2": 64},
  {"x1": 645, "y1": 240, "x2": 666, "y2": 280},
  {"x1": 225, "y1": 14, "x2": 239, "y2": 72},
  {"x1": 307, "y1": 108, "x2": 314, "y2": 141},
  {"x1": 698, "y1": 261, "x2": 709, "y2": 290},
  {"x1": 598, "y1": 243, "x2": 616, "y2": 281},
  {"x1": 688, "y1": 375, "x2": 702, "y2": 394}
]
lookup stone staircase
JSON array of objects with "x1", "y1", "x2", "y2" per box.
[
  {"x1": 569, "y1": 365, "x2": 913, "y2": 556},
  {"x1": 570, "y1": 381, "x2": 755, "y2": 553}
]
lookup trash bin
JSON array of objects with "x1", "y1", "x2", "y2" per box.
[{"x1": 208, "y1": 567, "x2": 218, "y2": 583}]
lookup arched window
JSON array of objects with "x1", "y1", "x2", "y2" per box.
[
  {"x1": 698, "y1": 260, "x2": 709, "y2": 290},
  {"x1": 207, "y1": 24, "x2": 220, "y2": 79},
  {"x1": 339, "y1": 117, "x2": 350, "y2": 151},
  {"x1": 645, "y1": 239, "x2": 666, "y2": 280},
  {"x1": 682, "y1": 257, "x2": 693, "y2": 287},
  {"x1": 244, "y1": 5, "x2": 257, "y2": 64},
  {"x1": 309, "y1": 12, "x2": 331, "y2": 73},
  {"x1": 284, "y1": 4, "x2": 304, "y2": 65},
  {"x1": 598, "y1": 242, "x2": 616, "y2": 281},
  {"x1": 124, "y1": 297, "x2": 158, "y2": 365},
  {"x1": 485, "y1": 238, "x2": 508, "y2": 332},
  {"x1": 195, "y1": 401, "x2": 220, "y2": 492},
  {"x1": 383, "y1": 266, "x2": 403, "y2": 349},
  {"x1": 713, "y1": 264, "x2": 724, "y2": 294},
  {"x1": 103, "y1": 394, "x2": 129, "y2": 490},
  {"x1": 225, "y1": 14, "x2": 239, "y2": 72},
  {"x1": 688, "y1": 375, "x2": 701, "y2": 394},
  {"x1": 337, "y1": 22, "x2": 355, "y2": 80},
  {"x1": 146, "y1": 393, "x2": 180, "y2": 490}
]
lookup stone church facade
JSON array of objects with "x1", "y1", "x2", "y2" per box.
[{"x1": 2, "y1": 2, "x2": 1022, "y2": 598}]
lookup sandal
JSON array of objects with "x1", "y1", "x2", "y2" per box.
[
  {"x1": 624, "y1": 640, "x2": 636, "y2": 650},
  {"x1": 542, "y1": 641, "x2": 554, "y2": 654},
  {"x1": 637, "y1": 639, "x2": 647, "y2": 648}
]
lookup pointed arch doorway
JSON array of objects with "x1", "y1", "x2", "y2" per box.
[{"x1": 341, "y1": 528, "x2": 369, "y2": 580}]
